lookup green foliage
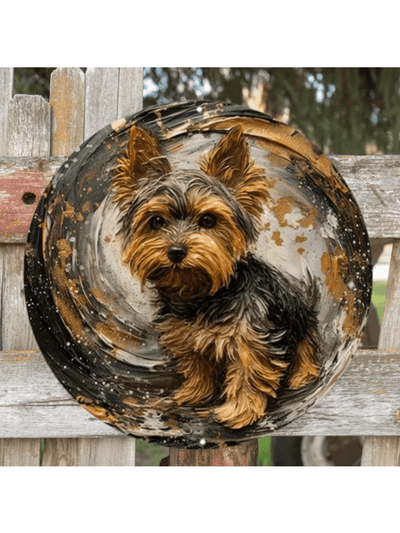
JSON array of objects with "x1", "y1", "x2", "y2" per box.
[
  {"x1": 372, "y1": 281, "x2": 387, "y2": 324},
  {"x1": 143, "y1": 67, "x2": 400, "y2": 155},
  {"x1": 13, "y1": 68, "x2": 54, "y2": 100},
  {"x1": 258, "y1": 436, "x2": 271, "y2": 466}
]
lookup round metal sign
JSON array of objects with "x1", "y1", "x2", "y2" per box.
[{"x1": 24, "y1": 101, "x2": 372, "y2": 448}]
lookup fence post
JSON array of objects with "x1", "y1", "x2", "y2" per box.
[
  {"x1": 361, "y1": 239, "x2": 400, "y2": 466},
  {"x1": 168, "y1": 440, "x2": 259, "y2": 466}
]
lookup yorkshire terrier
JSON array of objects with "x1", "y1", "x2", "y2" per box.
[{"x1": 112, "y1": 123, "x2": 320, "y2": 430}]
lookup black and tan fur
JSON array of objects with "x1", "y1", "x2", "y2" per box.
[{"x1": 112, "y1": 123, "x2": 320, "y2": 429}]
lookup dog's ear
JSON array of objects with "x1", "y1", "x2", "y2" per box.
[
  {"x1": 112, "y1": 125, "x2": 172, "y2": 209},
  {"x1": 199, "y1": 125, "x2": 270, "y2": 218}
]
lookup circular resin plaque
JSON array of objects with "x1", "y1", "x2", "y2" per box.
[{"x1": 24, "y1": 101, "x2": 372, "y2": 448}]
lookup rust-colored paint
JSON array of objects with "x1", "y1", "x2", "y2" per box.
[
  {"x1": 192, "y1": 116, "x2": 347, "y2": 195},
  {"x1": 95, "y1": 321, "x2": 143, "y2": 351},
  {"x1": 76, "y1": 395, "x2": 120, "y2": 425},
  {"x1": 82, "y1": 201, "x2": 92, "y2": 213},
  {"x1": 270, "y1": 197, "x2": 294, "y2": 228},
  {"x1": 295, "y1": 235, "x2": 308, "y2": 243},
  {"x1": 297, "y1": 247, "x2": 305, "y2": 255},
  {"x1": 297, "y1": 207, "x2": 320, "y2": 229},
  {"x1": 56, "y1": 238, "x2": 72, "y2": 266},
  {"x1": 321, "y1": 248, "x2": 358, "y2": 337},
  {"x1": 60, "y1": 201, "x2": 77, "y2": 225},
  {"x1": 271, "y1": 230, "x2": 283, "y2": 246}
]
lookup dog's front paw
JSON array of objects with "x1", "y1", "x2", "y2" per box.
[
  {"x1": 214, "y1": 392, "x2": 267, "y2": 429},
  {"x1": 288, "y1": 330, "x2": 320, "y2": 389},
  {"x1": 174, "y1": 374, "x2": 215, "y2": 406}
]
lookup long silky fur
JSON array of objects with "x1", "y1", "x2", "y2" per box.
[{"x1": 111, "y1": 123, "x2": 321, "y2": 430}]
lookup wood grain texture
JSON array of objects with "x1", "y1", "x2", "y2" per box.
[
  {"x1": 330, "y1": 155, "x2": 400, "y2": 239},
  {"x1": 118, "y1": 68, "x2": 143, "y2": 117},
  {"x1": 50, "y1": 68, "x2": 85, "y2": 156},
  {"x1": 0, "y1": 157, "x2": 64, "y2": 242},
  {"x1": 169, "y1": 439, "x2": 259, "y2": 466},
  {"x1": 84, "y1": 68, "x2": 119, "y2": 140},
  {"x1": 0, "y1": 439, "x2": 40, "y2": 466},
  {"x1": 1, "y1": 245, "x2": 38, "y2": 350},
  {"x1": 1, "y1": 155, "x2": 399, "y2": 242},
  {"x1": 42, "y1": 437, "x2": 136, "y2": 466},
  {"x1": 1, "y1": 349, "x2": 399, "y2": 438},
  {"x1": 0, "y1": 68, "x2": 13, "y2": 155},
  {"x1": 7, "y1": 95, "x2": 51, "y2": 157},
  {"x1": 360, "y1": 436, "x2": 400, "y2": 466},
  {"x1": 0, "y1": 93, "x2": 51, "y2": 465},
  {"x1": 361, "y1": 239, "x2": 400, "y2": 466}
]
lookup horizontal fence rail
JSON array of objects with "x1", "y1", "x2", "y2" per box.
[
  {"x1": 0, "y1": 349, "x2": 399, "y2": 438},
  {"x1": 1, "y1": 155, "x2": 399, "y2": 242}
]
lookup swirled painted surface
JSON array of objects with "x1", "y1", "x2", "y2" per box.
[{"x1": 24, "y1": 101, "x2": 372, "y2": 448}]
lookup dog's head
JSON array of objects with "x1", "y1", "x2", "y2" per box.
[{"x1": 112, "y1": 124, "x2": 271, "y2": 298}]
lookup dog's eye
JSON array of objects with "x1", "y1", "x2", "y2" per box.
[
  {"x1": 150, "y1": 216, "x2": 167, "y2": 229},
  {"x1": 199, "y1": 213, "x2": 216, "y2": 229}
]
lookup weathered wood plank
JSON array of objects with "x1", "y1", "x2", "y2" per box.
[
  {"x1": 360, "y1": 436, "x2": 400, "y2": 466},
  {"x1": 330, "y1": 155, "x2": 400, "y2": 239},
  {"x1": 1, "y1": 155, "x2": 399, "y2": 242},
  {"x1": 1, "y1": 349, "x2": 399, "y2": 438},
  {"x1": 42, "y1": 437, "x2": 136, "y2": 466},
  {"x1": 361, "y1": 239, "x2": 400, "y2": 465},
  {"x1": 0, "y1": 157, "x2": 65, "y2": 242},
  {"x1": 0, "y1": 439, "x2": 40, "y2": 466},
  {"x1": 117, "y1": 68, "x2": 143, "y2": 117},
  {"x1": 50, "y1": 68, "x2": 85, "y2": 156},
  {"x1": 0, "y1": 245, "x2": 38, "y2": 350},
  {"x1": 0, "y1": 68, "x2": 13, "y2": 155},
  {"x1": 169, "y1": 440, "x2": 259, "y2": 466},
  {"x1": 0, "y1": 94, "x2": 50, "y2": 465},
  {"x1": 7, "y1": 95, "x2": 51, "y2": 157},
  {"x1": 84, "y1": 68, "x2": 119, "y2": 140}
]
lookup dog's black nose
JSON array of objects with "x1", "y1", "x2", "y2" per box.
[{"x1": 167, "y1": 245, "x2": 188, "y2": 263}]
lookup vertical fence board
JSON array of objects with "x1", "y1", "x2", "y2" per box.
[
  {"x1": 7, "y1": 95, "x2": 51, "y2": 157},
  {"x1": 0, "y1": 68, "x2": 13, "y2": 155},
  {"x1": 0, "y1": 438, "x2": 40, "y2": 466},
  {"x1": 1, "y1": 244, "x2": 38, "y2": 350},
  {"x1": 117, "y1": 68, "x2": 143, "y2": 116},
  {"x1": 361, "y1": 238, "x2": 400, "y2": 466},
  {"x1": 42, "y1": 437, "x2": 136, "y2": 466},
  {"x1": 50, "y1": 67, "x2": 85, "y2": 156},
  {"x1": 0, "y1": 93, "x2": 51, "y2": 465},
  {"x1": 84, "y1": 67, "x2": 119, "y2": 140},
  {"x1": 41, "y1": 67, "x2": 142, "y2": 466}
]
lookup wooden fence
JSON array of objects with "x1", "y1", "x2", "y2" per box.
[{"x1": 1, "y1": 67, "x2": 399, "y2": 466}]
